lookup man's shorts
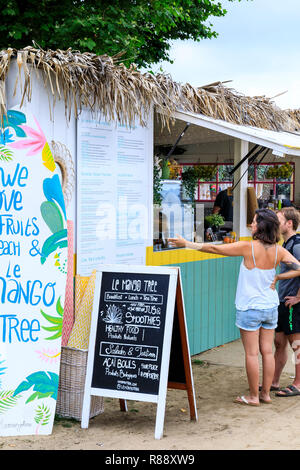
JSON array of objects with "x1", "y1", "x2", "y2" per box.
[
  {"x1": 276, "y1": 301, "x2": 300, "y2": 335},
  {"x1": 236, "y1": 307, "x2": 278, "y2": 331}
]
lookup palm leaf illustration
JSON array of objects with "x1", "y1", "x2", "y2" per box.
[
  {"x1": 40, "y1": 229, "x2": 68, "y2": 265},
  {"x1": 0, "y1": 145, "x2": 13, "y2": 162},
  {"x1": 13, "y1": 371, "x2": 59, "y2": 403},
  {"x1": 0, "y1": 390, "x2": 19, "y2": 414},
  {"x1": 41, "y1": 296, "x2": 63, "y2": 340},
  {"x1": 43, "y1": 174, "x2": 66, "y2": 220},
  {"x1": 35, "y1": 404, "x2": 51, "y2": 426},
  {"x1": 2, "y1": 109, "x2": 27, "y2": 137},
  {"x1": 0, "y1": 359, "x2": 6, "y2": 375},
  {"x1": 40, "y1": 201, "x2": 64, "y2": 234}
]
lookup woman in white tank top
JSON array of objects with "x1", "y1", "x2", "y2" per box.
[{"x1": 169, "y1": 209, "x2": 300, "y2": 407}]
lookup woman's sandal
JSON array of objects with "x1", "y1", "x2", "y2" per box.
[
  {"x1": 259, "y1": 397, "x2": 272, "y2": 404},
  {"x1": 234, "y1": 396, "x2": 260, "y2": 406}
]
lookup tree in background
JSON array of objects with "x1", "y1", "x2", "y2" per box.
[{"x1": 0, "y1": 0, "x2": 246, "y2": 67}]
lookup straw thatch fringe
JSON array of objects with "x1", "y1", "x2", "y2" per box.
[{"x1": 0, "y1": 46, "x2": 299, "y2": 132}]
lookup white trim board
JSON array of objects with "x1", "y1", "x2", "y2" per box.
[{"x1": 174, "y1": 109, "x2": 300, "y2": 157}]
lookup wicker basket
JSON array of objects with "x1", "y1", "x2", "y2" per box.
[{"x1": 56, "y1": 346, "x2": 104, "y2": 420}]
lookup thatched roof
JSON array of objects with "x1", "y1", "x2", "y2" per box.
[{"x1": 0, "y1": 46, "x2": 299, "y2": 132}]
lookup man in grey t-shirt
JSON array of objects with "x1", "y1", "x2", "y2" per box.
[{"x1": 272, "y1": 208, "x2": 300, "y2": 397}]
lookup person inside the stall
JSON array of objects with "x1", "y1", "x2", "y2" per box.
[
  {"x1": 168, "y1": 209, "x2": 300, "y2": 407},
  {"x1": 212, "y1": 186, "x2": 233, "y2": 228}
]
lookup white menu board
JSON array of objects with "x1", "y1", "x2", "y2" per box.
[{"x1": 77, "y1": 110, "x2": 153, "y2": 276}]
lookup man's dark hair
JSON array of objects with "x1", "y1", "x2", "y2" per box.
[{"x1": 252, "y1": 209, "x2": 280, "y2": 245}]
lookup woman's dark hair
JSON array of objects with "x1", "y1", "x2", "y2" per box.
[{"x1": 252, "y1": 209, "x2": 280, "y2": 245}]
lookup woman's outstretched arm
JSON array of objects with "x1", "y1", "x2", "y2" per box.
[{"x1": 168, "y1": 235, "x2": 248, "y2": 257}]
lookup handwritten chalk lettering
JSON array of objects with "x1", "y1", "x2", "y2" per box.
[
  {"x1": 100, "y1": 342, "x2": 158, "y2": 361},
  {"x1": 0, "y1": 215, "x2": 39, "y2": 237},
  {"x1": 111, "y1": 279, "x2": 158, "y2": 293},
  {"x1": 127, "y1": 305, "x2": 161, "y2": 315},
  {"x1": 105, "y1": 324, "x2": 124, "y2": 334},
  {"x1": 125, "y1": 325, "x2": 139, "y2": 334},
  {"x1": 120, "y1": 370, "x2": 137, "y2": 380},
  {"x1": 111, "y1": 279, "x2": 119, "y2": 290},
  {"x1": 140, "y1": 363, "x2": 158, "y2": 370},
  {"x1": 123, "y1": 332, "x2": 138, "y2": 341},
  {"x1": 125, "y1": 312, "x2": 161, "y2": 327},
  {"x1": 116, "y1": 359, "x2": 136, "y2": 369},
  {"x1": 107, "y1": 332, "x2": 122, "y2": 340},
  {"x1": 104, "y1": 292, "x2": 163, "y2": 304},
  {"x1": 102, "y1": 357, "x2": 116, "y2": 367},
  {"x1": 0, "y1": 314, "x2": 40, "y2": 343},
  {"x1": 121, "y1": 279, "x2": 141, "y2": 292},
  {"x1": 0, "y1": 164, "x2": 29, "y2": 188},
  {"x1": 105, "y1": 368, "x2": 119, "y2": 377},
  {"x1": 103, "y1": 358, "x2": 137, "y2": 370},
  {"x1": 0, "y1": 277, "x2": 56, "y2": 306},
  {"x1": 105, "y1": 292, "x2": 122, "y2": 301},
  {"x1": 116, "y1": 383, "x2": 139, "y2": 392},
  {"x1": 0, "y1": 241, "x2": 21, "y2": 256},
  {"x1": 139, "y1": 370, "x2": 159, "y2": 381},
  {"x1": 143, "y1": 280, "x2": 158, "y2": 293}
]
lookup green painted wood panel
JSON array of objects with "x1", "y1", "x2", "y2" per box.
[{"x1": 168, "y1": 256, "x2": 241, "y2": 355}]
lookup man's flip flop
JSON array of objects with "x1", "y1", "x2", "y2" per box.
[
  {"x1": 275, "y1": 385, "x2": 300, "y2": 397},
  {"x1": 234, "y1": 396, "x2": 260, "y2": 406}
]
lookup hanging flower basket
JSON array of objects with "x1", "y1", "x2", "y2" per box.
[
  {"x1": 265, "y1": 163, "x2": 293, "y2": 179},
  {"x1": 194, "y1": 165, "x2": 217, "y2": 180}
]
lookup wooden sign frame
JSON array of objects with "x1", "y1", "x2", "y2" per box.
[{"x1": 81, "y1": 265, "x2": 197, "y2": 439}]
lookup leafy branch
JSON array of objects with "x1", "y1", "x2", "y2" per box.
[
  {"x1": 0, "y1": 390, "x2": 19, "y2": 414},
  {"x1": 41, "y1": 297, "x2": 64, "y2": 340},
  {"x1": 35, "y1": 404, "x2": 52, "y2": 426}
]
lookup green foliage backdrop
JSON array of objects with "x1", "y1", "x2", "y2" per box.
[{"x1": 0, "y1": 0, "x2": 246, "y2": 67}]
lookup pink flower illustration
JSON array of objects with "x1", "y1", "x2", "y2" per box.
[{"x1": 9, "y1": 116, "x2": 46, "y2": 156}]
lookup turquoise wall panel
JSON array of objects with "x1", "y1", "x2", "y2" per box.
[{"x1": 168, "y1": 257, "x2": 241, "y2": 355}]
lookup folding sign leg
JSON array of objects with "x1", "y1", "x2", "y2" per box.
[
  {"x1": 155, "y1": 393, "x2": 167, "y2": 440},
  {"x1": 81, "y1": 392, "x2": 91, "y2": 429},
  {"x1": 119, "y1": 399, "x2": 128, "y2": 411}
]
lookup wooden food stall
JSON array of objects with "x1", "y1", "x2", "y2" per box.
[{"x1": 1, "y1": 50, "x2": 300, "y2": 430}]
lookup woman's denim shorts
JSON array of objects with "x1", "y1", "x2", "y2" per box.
[{"x1": 236, "y1": 307, "x2": 278, "y2": 331}]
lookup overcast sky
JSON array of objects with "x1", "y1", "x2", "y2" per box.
[{"x1": 148, "y1": 0, "x2": 300, "y2": 110}]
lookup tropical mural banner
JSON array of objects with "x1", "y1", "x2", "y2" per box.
[{"x1": 0, "y1": 107, "x2": 67, "y2": 436}]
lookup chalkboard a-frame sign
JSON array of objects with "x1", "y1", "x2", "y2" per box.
[{"x1": 81, "y1": 265, "x2": 197, "y2": 439}]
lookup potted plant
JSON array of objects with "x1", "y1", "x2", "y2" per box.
[
  {"x1": 181, "y1": 166, "x2": 198, "y2": 204},
  {"x1": 204, "y1": 213, "x2": 225, "y2": 231},
  {"x1": 153, "y1": 156, "x2": 163, "y2": 206}
]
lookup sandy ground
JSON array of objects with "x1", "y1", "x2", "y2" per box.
[{"x1": 1, "y1": 339, "x2": 299, "y2": 451}]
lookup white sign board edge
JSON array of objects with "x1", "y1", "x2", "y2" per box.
[{"x1": 81, "y1": 265, "x2": 178, "y2": 439}]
